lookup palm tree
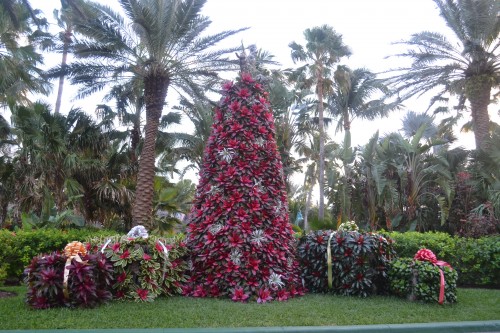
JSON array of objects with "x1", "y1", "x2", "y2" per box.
[
  {"x1": 52, "y1": 0, "x2": 96, "y2": 114},
  {"x1": 169, "y1": 95, "x2": 215, "y2": 173},
  {"x1": 401, "y1": 111, "x2": 438, "y2": 140},
  {"x1": 289, "y1": 25, "x2": 351, "y2": 220},
  {"x1": 385, "y1": 0, "x2": 500, "y2": 151},
  {"x1": 375, "y1": 126, "x2": 454, "y2": 231},
  {"x1": 54, "y1": 0, "x2": 246, "y2": 226},
  {"x1": 10, "y1": 102, "x2": 111, "y2": 224},
  {"x1": 0, "y1": 0, "x2": 51, "y2": 107},
  {"x1": 328, "y1": 65, "x2": 399, "y2": 222},
  {"x1": 100, "y1": 78, "x2": 145, "y2": 166},
  {"x1": 0, "y1": 114, "x2": 15, "y2": 226},
  {"x1": 296, "y1": 131, "x2": 338, "y2": 231},
  {"x1": 329, "y1": 66, "x2": 398, "y2": 135},
  {"x1": 269, "y1": 72, "x2": 316, "y2": 191}
]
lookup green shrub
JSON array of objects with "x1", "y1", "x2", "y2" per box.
[
  {"x1": 383, "y1": 231, "x2": 499, "y2": 288},
  {"x1": 454, "y1": 236, "x2": 499, "y2": 287},
  {"x1": 0, "y1": 229, "x2": 115, "y2": 285},
  {"x1": 383, "y1": 231, "x2": 457, "y2": 263},
  {"x1": 389, "y1": 258, "x2": 457, "y2": 304},
  {"x1": 297, "y1": 230, "x2": 395, "y2": 297}
]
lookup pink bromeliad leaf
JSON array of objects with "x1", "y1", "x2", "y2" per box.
[{"x1": 256, "y1": 288, "x2": 273, "y2": 304}]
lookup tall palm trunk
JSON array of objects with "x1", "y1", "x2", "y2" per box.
[
  {"x1": 130, "y1": 102, "x2": 142, "y2": 165},
  {"x1": 317, "y1": 65, "x2": 325, "y2": 220},
  {"x1": 55, "y1": 28, "x2": 72, "y2": 114},
  {"x1": 304, "y1": 185, "x2": 313, "y2": 232},
  {"x1": 341, "y1": 112, "x2": 352, "y2": 223},
  {"x1": 132, "y1": 73, "x2": 169, "y2": 226},
  {"x1": 467, "y1": 78, "x2": 492, "y2": 151}
]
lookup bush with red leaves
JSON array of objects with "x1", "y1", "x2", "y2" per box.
[
  {"x1": 185, "y1": 73, "x2": 304, "y2": 302},
  {"x1": 25, "y1": 252, "x2": 113, "y2": 309}
]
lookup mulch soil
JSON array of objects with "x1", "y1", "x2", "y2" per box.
[{"x1": 0, "y1": 290, "x2": 17, "y2": 298}]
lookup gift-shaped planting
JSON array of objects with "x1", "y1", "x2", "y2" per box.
[
  {"x1": 25, "y1": 241, "x2": 113, "y2": 309},
  {"x1": 389, "y1": 248, "x2": 457, "y2": 304},
  {"x1": 297, "y1": 229, "x2": 395, "y2": 297}
]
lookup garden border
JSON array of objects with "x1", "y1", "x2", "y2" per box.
[{"x1": 2, "y1": 321, "x2": 499, "y2": 333}]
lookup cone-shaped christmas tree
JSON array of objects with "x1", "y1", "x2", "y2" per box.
[{"x1": 184, "y1": 72, "x2": 304, "y2": 302}]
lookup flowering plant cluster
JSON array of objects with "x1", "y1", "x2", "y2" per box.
[
  {"x1": 24, "y1": 251, "x2": 113, "y2": 309},
  {"x1": 389, "y1": 257, "x2": 457, "y2": 303},
  {"x1": 185, "y1": 73, "x2": 304, "y2": 302},
  {"x1": 88, "y1": 234, "x2": 187, "y2": 302},
  {"x1": 338, "y1": 221, "x2": 359, "y2": 232},
  {"x1": 297, "y1": 230, "x2": 395, "y2": 297}
]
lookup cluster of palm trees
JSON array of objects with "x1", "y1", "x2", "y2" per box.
[{"x1": 0, "y1": 0, "x2": 498, "y2": 235}]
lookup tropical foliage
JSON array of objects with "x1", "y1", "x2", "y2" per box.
[
  {"x1": 385, "y1": 0, "x2": 500, "y2": 151},
  {"x1": 0, "y1": 0, "x2": 498, "y2": 315},
  {"x1": 0, "y1": 0, "x2": 51, "y2": 107},
  {"x1": 50, "y1": 0, "x2": 247, "y2": 226},
  {"x1": 289, "y1": 25, "x2": 351, "y2": 220}
]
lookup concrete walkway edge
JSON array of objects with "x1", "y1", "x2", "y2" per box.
[{"x1": 2, "y1": 320, "x2": 499, "y2": 333}]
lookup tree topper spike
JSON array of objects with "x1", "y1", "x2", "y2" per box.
[{"x1": 236, "y1": 44, "x2": 257, "y2": 74}]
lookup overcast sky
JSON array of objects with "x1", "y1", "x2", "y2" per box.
[{"x1": 34, "y1": 0, "x2": 498, "y2": 151}]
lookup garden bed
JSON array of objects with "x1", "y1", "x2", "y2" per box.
[{"x1": 0, "y1": 289, "x2": 16, "y2": 298}]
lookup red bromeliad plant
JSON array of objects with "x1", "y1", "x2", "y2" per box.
[
  {"x1": 25, "y1": 251, "x2": 114, "y2": 309},
  {"x1": 185, "y1": 72, "x2": 304, "y2": 302}
]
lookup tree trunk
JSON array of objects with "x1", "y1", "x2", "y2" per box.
[
  {"x1": 130, "y1": 104, "x2": 141, "y2": 165},
  {"x1": 0, "y1": 199, "x2": 8, "y2": 227},
  {"x1": 467, "y1": 78, "x2": 492, "y2": 151},
  {"x1": 341, "y1": 113, "x2": 352, "y2": 223},
  {"x1": 317, "y1": 67, "x2": 325, "y2": 220},
  {"x1": 54, "y1": 29, "x2": 71, "y2": 114},
  {"x1": 132, "y1": 72, "x2": 169, "y2": 227},
  {"x1": 304, "y1": 184, "x2": 313, "y2": 232}
]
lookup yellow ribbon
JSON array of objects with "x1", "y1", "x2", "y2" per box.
[{"x1": 327, "y1": 231, "x2": 336, "y2": 289}]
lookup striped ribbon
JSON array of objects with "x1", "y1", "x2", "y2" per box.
[
  {"x1": 63, "y1": 254, "x2": 84, "y2": 299},
  {"x1": 327, "y1": 231, "x2": 336, "y2": 289}
]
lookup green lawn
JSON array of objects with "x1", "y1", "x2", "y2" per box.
[{"x1": 0, "y1": 286, "x2": 498, "y2": 330}]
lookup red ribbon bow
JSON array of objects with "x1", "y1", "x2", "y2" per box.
[{"x1": 414, "y1": 248, "x2": 452, "y2": 304}]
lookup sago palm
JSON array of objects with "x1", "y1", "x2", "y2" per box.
[
  {"x1": 385, "y1": 0, "x2": 500, "y2": 151},
  {"x1": 55, "y1": 0, "x2": 246, "y2": 225}
]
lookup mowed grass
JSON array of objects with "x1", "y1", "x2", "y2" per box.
[{"x1": 0, "y1": 286, "x2": 498, "y2": 330}]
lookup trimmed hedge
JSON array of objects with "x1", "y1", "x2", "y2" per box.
[
  {"x1": 0, "y1": 229, "x2": 115, "y2": 285},
  {"x1": 384, "y1": 231, "x2": 499, "y2": 288}
]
